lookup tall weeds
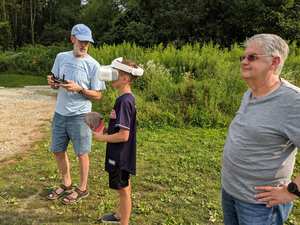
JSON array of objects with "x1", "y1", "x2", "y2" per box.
[{"x1": 2, "y1": 42, "x2": 300, "y2": 128}]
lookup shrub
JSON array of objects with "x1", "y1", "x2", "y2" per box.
[
  {"x1": 0, "y1": 45, "x2": 68, "y2": 75},
  {"x1": 2, "y1": 42, "x2": 300, "y2": 128},
  {"x1": 0, "y1": 21, "x2": 13, "y2": 51}
]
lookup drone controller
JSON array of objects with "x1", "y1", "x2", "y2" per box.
[{"x1": 51, "y1": 74, "x2": 68, "y2": 84}]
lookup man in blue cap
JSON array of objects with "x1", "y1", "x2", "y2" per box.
[{"x1": 46, "y1": 24, "x2": 106, "y2": 204}]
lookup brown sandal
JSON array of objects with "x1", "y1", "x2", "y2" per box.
[
  {"x1": 46, "y1": 184, "x2": 73, "y2": 200},
  {"x1": 61, "y1": 187, "x2": 89, "y2": 205}
]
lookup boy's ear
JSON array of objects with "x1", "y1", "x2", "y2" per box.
[
  {"x1": 125, "y1": 74, "x2": 133, "y2": 83},
  {"x1": 119, "y1": 72, "x2": 131, "y2": 82}
]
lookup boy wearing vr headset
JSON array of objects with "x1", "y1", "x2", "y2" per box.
[{"x1": 93, "y1": 57, "x2": 143, "y2": 225}]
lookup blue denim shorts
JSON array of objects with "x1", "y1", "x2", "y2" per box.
[
  {"x1": 222, "y1": 188, "x2": 293, "y2": 225},
  {"x1": 51, "y1": 112, "x2": 92, "y2": 155}
]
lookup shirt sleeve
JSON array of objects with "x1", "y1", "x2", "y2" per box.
[
  {"x1": 91, "y1": 63, "x2": 106, "y2": 91},
  {"x1": 51, "y1": 54, "x2": 60, "y2": 76},
  {"x1": 284, "y1": 96, "x2": 300, "y2": 148},
  {"x1": 115, "y1": 100, "x2": 133, "y2": 130}
]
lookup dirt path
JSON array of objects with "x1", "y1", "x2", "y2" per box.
[{"x1": 0, "y1": 86, "x2": 57, "y2": 162}]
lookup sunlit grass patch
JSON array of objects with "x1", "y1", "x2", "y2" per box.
[{"x1": 0, "y1": 128, "x2": 299, "y2": 225}]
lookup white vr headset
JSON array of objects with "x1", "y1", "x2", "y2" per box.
[{"x1": 98, "y1": 57, "x2": 144, "y2": 81}]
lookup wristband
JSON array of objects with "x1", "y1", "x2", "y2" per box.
[
  {"x1": 287, "y1": 182, "x2": 300, "y2": 197},
  {"x1": 79, "y1": 88, "x2": 85, "y2": 95}
]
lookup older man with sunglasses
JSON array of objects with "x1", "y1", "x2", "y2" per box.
[{"x1": 221, "y1": 34, "x2": 300, "y2": 225}]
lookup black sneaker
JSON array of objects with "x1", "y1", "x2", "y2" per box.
[{"x1": 99, "y1": 213, "x2": 120, "y2": 224}]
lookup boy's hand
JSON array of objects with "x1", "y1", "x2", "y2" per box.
[
  {"x1": 102, "y1": 127, "x2": 108, "y2": 134},
  {"x1": 93, "y1": 129, "x2": 106, "y2": 142}
]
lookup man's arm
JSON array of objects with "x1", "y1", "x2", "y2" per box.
[
  {"x1": 60, "y1": 80, "x2": 102, "y2": 100},
  {"x1": 255, "y1": 175, "x2": 300, "y2": 207},
  {"x1": 78, "y1": 87, "x2": 102, "y2": 101}
]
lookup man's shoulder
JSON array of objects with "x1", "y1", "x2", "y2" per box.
[
  {"x1": 56, "y1": 51, "x2": 73, "y2": 59},
  {"x1": 278, "y1": 79, "x2": 300, "y2": 111},
  {"x1": 84, "y1": 54, "x2": 100, "y2": 67},
  {"x1": 281, "y1": 79, "x2": 300, "y2": 98}
]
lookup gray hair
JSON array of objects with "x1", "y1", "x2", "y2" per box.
[{"x1": 245, "y1": 34, "x2": 289, "y2": 75}]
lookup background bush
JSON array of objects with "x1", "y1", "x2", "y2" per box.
[
  {"x1": 2, "y1": 42, "x2": 300, "y2": 128},
  {"x1": 0, "y1": 45, "x2": 69, "y2": 74}
]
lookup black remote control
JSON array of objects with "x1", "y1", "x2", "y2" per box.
[{"x1": 51, "y1": 74, "x2": 67, "y2": 84}]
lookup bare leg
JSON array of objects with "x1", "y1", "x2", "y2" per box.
[
  {"x1": 78, "y1": 153, "x2": 89, "y2": 191},
  {"x1": 54, "y1": 151, "x2": 72, "y2": 187},
  {"x1": 117, "y1": 182, "x2": 131, "y2": 225},
  {"x1": 60, "y1": 153, "x2": 89, "y2": 203}
]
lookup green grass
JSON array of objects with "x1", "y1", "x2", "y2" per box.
[
  {"x1": 0, "y1": 127, "x2": 299, "y2": 225},
  {"x1": 0, "y1": 74, "x2": 299, "y2": 224},
  {"x1": 0, "y1": 73, "x2": 47, "y2": 87}
]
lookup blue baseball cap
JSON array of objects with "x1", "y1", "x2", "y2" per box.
[{"x1": 71, "y1": 24, "x2": 94, "y2": 43}]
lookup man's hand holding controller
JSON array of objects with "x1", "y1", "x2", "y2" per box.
[
  {"x1": 47, "y1": 74, "x2": 59, "y2": 89},
  {"x1": 47, "y1": 73, "x2": 67, "y2": 89},
  {"x1": 60, "y1": 80, "x2": 84, "y2": 93},
  {"x1": 47, "y1": 74, "x2": 84, "y2": 93}
]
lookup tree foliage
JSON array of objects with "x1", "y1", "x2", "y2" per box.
[
  {"x1": 0, "y1": 20, "x2": 12, "y2": 50},
  {"x1": 0, "y1": 0, "x2": 300, "y2": 48}
]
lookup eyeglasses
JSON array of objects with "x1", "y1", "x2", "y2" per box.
[{"x1": 239, "y1": 54, "x2": 273, "y2": 62}]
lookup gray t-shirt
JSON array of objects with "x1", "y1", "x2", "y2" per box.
[
  {"x1": 222, "y1": 79, "x2": 300, "y2": 204},
  {"x1": 51, "y1": 51, "x2": 106, "y2": 116}
]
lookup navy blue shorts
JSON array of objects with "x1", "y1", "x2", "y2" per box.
[{"x1": 108, "y1": 167, "x2": 130, "y2": 190}]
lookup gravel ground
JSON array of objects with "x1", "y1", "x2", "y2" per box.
[{"x1": 0, "y1": 86, "x2": 57, "y2": 162}]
